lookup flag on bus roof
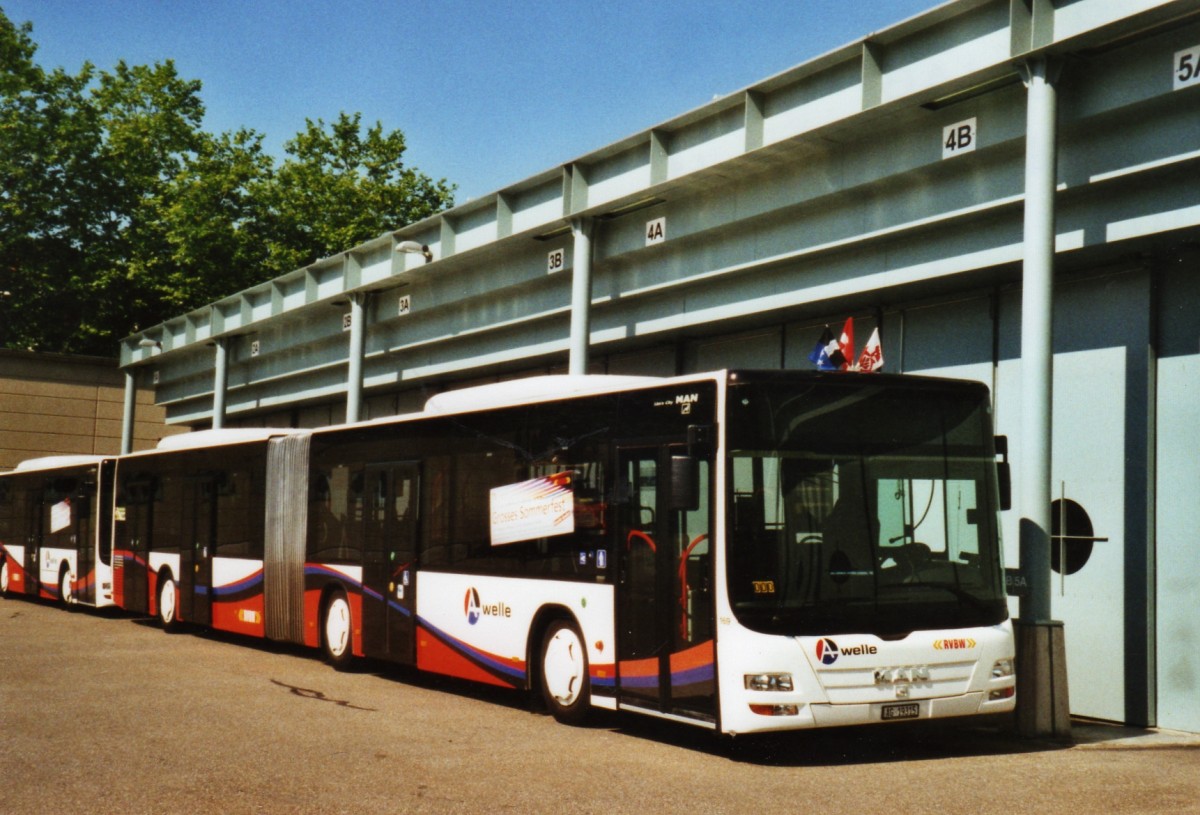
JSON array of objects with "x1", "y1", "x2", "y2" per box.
[
  {"x1": 808, "y1": 325, "x2": 831, "y2": 367},
  {"x1": 837, "y1": 318, "x2": 854, "y2": 371},
  {"x1": 808, "y1": 325, "x2": 844, "y2": 370},
  {"x1": 857, "y1": 326, "x2": 884, "y2": 372},
  {"x1": 809, "y1": 318, "x2": 856, "y2": 371}
]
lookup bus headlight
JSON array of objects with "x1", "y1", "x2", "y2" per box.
[
  {"x1": 750, "y1": 704, "x2": 800, "y2": 716},
  {"x1": 745, "y1": 673, "x2": 794, "y2": 692},
  {"x1": 991, "y1": 658, "x2": 1015, "y2": 679}
]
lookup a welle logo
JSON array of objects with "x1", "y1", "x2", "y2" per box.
[
  {"x1": 815, "y1": 637, "x2": 878, "y2": 665},
  {"x1": 463, "y1": 587, "x2": 511, "y2": 626}
]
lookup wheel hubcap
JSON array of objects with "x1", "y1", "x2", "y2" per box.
[
  {"x1": 326, "y1": 598, "x2": 350, "y2": 657},
  {"x1": 544, "y1": 629, "x2": 585, "y2": 706},
  {"x1": 161, "y1": 581, "x2": 176, "y2": 622}
]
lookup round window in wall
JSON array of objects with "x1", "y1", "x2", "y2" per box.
[{"x1": 1049, "y1": 498, "x2": 1098, "y2": 575}]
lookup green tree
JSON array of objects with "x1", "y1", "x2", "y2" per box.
[
  {"x1": 0, "y1": 14, "x2": 99, "y2": 350},
  {"x1": 138, "y1": 127, "x2": 276, "y2": 312},
  {"x1": 263, "y1": 112, "x2": 454, "y2": 274},
  {"x1": 75, "y1": 59, "x2": 208, "y2": 352},
  {"x1": 0, "y1": 10, "x2": 454, "y2": 356},
  {"x1": 0, "y1": 10, "x2": 212, "y2": 355}
]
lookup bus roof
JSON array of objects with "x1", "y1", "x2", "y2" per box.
[
  {"x1": 422, "y1": 374, "x2": 666, "y2": 415},
  {"x1": 155, "y1": 427, "x2": 304, "y2": 452},
  {"x1": 8, "y1": 455, "x2": 106, "y2": 474}
]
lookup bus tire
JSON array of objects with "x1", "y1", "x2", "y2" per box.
[
  {"x1": 59, "y1": 566, "x2": 75, "y2": 610},
  {"x1": 158, "y1": 574, "x2": 180, "y2": 632},
  {"x1": 1, "y1": 559, "x2": 11, "y2": 596},
  {"x1": 539, "y1": 619, "x2": 590, "y2": 725},
  {"x1": 321, "y1": 590, "x2": 354, "y2": 671}
]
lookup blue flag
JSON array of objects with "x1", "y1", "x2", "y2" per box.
[{"x1": 808, "y1": 325, "x2": 844, "y2": 370}]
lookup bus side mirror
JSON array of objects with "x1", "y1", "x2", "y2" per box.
[
  {"x1": 687, "y1": 424, "x2": 714, "y2": 458},
  {"x1": 670, "y1": 455, "x2": 700, "y2": 512},
  {"x1": 995, "y1": 435, "x2": 1012, "y2": 511}
]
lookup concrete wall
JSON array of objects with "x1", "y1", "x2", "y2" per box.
[{"x1": 0, "y1": 350, "x2": 182, "y2": 471}]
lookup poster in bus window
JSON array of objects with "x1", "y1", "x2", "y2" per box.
[
  {"x1": 51, "y1": 498, "x2": 71, "y2": 533},
  {"x1": 490, "y1": 473, "x2": 574, "y2": 546}
]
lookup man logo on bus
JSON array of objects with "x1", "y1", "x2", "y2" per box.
[
  {"x1": 816, "y1": 638, "x2": 840, "y2": 665},
  {"x1": 464, "y1": 587, "x2": 482, "y2": 625}
]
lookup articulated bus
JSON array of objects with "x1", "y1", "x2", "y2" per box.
[
  {"x1": 6, "y1": 370, "x2": 1017, "y2": 735},
  {"x1": 0, "y1": 455, "x2": 117, "y2": 608}
]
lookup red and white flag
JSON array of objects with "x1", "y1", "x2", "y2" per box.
[
  {"x1": 857, "y1": 327, "x2": 884, "y2": 372},
  {"x1": 837, "y1": 318, "x2": 854, "y2": 371}
]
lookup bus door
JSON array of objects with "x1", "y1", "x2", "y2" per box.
[
  {"x1": 72, "y1": 475, "x2": 96, "y2": 605},
  {"x1": 21, "y1": 483, "x2": 41, "y2": 598},
  {"x1": 616, "y1": 444, "x2": 715, "y2": 721},
  {"x1": 178, "y1": 474, "x2": 215, "y2": 626},
  {"x1": 41, "y1": 476, "x2": 81, "y2": 598},
  {"x1": 96, "y1": 460, "x2": 115, "y2": 605},
  {"x1": 115, "y1": 473, "x2": 153, "y2": 614},
  {"x1": 361, "y1": 462, "x2": 419, "y2": 663}
]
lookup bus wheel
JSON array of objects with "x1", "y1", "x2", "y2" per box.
[
  {"x1": 322, "y1": 591, "x2": 354, "y2": 671},
  {"x1": 539, "y1": 619, "x2": 590, "y2": 725},
  {"x1": 59, "y1": 567, "x2": 75, "y2": 609},
  {"x1": 158, "y1": 576, "x2": 180, "y2": 632},
  {"x1": 1, "y1": 560, "x2": 10, "y2": 596}
]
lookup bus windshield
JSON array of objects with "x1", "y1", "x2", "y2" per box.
[{"x1": 726, "y1": 376, "x2": 1007, "y2": 637}]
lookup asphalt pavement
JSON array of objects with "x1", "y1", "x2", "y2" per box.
[{"x1": 2, "y1": 594, "x2": 1198, "y2": 814}]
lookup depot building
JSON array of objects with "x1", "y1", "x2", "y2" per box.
[{"x1": 120, "y1": 0, "x2": 1200, "y2": 734}]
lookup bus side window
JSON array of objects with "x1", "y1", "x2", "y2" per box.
[
  {"x1": 152, "y1": 472, "x2": 183, "y2": 555},
  {"x1": 677, "y1": 458, "x2": 711, "y2": 644},
  {"x1": 527, "y1": 456, "x2": 608, "y2": 575},
  {"x1": 305, "y1": 464, "x2": 361, "y2": 564},
  {"x1": 0, "y1": 481, "x2": 12, "y2": 540},
  {"x1": 421, "y1": 456, "x2": 452, "y2": 568},
  {"x1": 214, "y1": 469, "x2": 265, "y2": 560},
  {"x1": 306, "y1": 470, "x2": 334, "y2": 558},
  {"x1": 344, "y1": 470, "x2": 364, "y2": 562},
  {"x1": 456, "y1": 450, "x2": 524, "y2": 568},
  {"x1": 75, "y1": 480, "x2": 95, "y2": 521},
  {"x1": 43, "y1": 477, "x2": 77, "y2": 547}
]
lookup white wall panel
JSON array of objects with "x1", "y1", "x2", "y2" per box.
[
  {"x1": 1155, "y1": 352, "x2": 1200, "y2": 732},
  {"x1": 1155, "y1": 258, "x2": 1200, "y2": 732}
]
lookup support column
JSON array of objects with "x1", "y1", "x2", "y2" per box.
[
  {"x1": 120, "y1": 369, "x2": 137, "y2": 454},
  {"x1": 212, "y1": 337, "x2": 229, "y2": 430},
  {"x1": 1016, "y1": 55, "x2": 1070, "y2": 739},
  {"x1": 568, "y1": 217, "x2": 595, "y2": 376},
  {"x1": 346, "y1": 292, "x2": 367, "y2": 424}
]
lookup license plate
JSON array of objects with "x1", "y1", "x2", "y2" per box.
[{"x1": 881, "y1": 703, "x2": 920, "y2": 721}]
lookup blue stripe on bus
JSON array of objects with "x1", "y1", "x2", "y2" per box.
[
  {"x1": 211, "y1": 570, "x2": 263, "y2": 597},
  {"x1": 416, "y1": 616, "x2": 526, "y2": 683},
  {"x1": 303, "y1": 564, "x2": 363, "y2": 588}
]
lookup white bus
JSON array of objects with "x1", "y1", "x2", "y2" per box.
[
  {"x1": 0, "y1": 455, "x2": 117, "y2": 608},
  {"x1": 108, "y1": 369, "x2": 1015, "y2": 735}
]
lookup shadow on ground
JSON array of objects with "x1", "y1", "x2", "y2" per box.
[{"x1": 113, "y1": 605, "x2": 1190, "y2": 765}]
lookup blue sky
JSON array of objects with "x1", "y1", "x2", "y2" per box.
[{"x1": 4, "y1": 1, "x2": 935, "y2": 202}]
